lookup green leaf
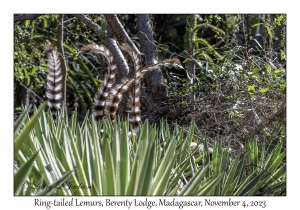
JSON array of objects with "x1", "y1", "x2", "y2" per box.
[
  {"x1": 263, "y1": 164, "x2": 286, "y2": 189},
  {"x1": 125, "y1": 151, "x2": 138, "y2": 195},
  {"x1": 266, "y1": 27, "x2": 273, "y2": 38},
  {"x1": 14, "y1": 151, "x2": 39, "y2": 195},
  {"x1": 43, "y1": 17, "x2": 48, "y2": 28},
  {"x1": 82, "y1": 125, "x2": 93, "y2": 188},
  {"x1": 247, "y1": 85, "x2": 255, "y2": 92},
  {"x1": 265, "y1": 141, "x2": 283, "y2": 172},
  {"x1": 198, "y1": 173, "x2": 224, "y2": 196},
  {"x1": 247, "y1": 173, "x2": 270, "y2": 195},
  {"x1": 152, "y1": 155, "x2": 176, "y2": 195},
  {"x1": 149, "y1": 136, "x2": 176, "y2": 195},
  {"x1": 35, "y1": 170, "x2": 74, "y2": 195},
  {"x1": 280, "y1": 51, "x2": 285, "y2": 60},
  {"x1": 14, "y1": 105, "x2": 32, "y2": 137},
  {"x1": 69, "y1": 131, "x2": 91, "y2": 195},
  {"x1": 251, "y1": 23, "x2": 263, "y2": 27},
  {"x1": 259, "y1": 88, "x2": 269, "y2": 93},
  {"x1": 141, "y1": 142, "x2": 156, "y2": 195},
  {"x1": 118, "y1": 120, "x2": 130, "y2": 193},
  {"x1": 14, "y1": 103, "x2": 46, "y2": 157},
  {"x1": 112, "y1": 122, "x2": 122, "y2": 195},
  {"x1": 180, "y1": 164, "x2": 210, "y2": 195},
  {"x1": 104, "y1": 137, "x2": 116, "y2": 195},
  {"x1": 31, "y1": 67, "x2": 39, "y2": 75},
  {"x1": 222, "y1": 154, "x2": 240, "y2": 195},
  {"x1": 234, "y1": 168, "x2": 256, "y2": 196},
  {"x1": 265, "y1": 65, "x2": 272, "y2": 71},
  {"x1": 252, "y1": 138, "x2": 258, "y2": 168},
  {"x1": 274, "y1": 69, "x2": 283, "y2": 74},
  {"x1": 270, "y1": 151, "x2": 286, "y2": 172},
  {"x1": 25, "y1": 20, "x2": 30, "y2": 27}
]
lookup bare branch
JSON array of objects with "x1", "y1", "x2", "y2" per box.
[
  {"x1": 104, "y1": 14, "x2": 140, "y2": 54},
  {"x1": 137, "y1": 15, "x2": 157, "y2": 66},
  {"x1": 16, "y1": 78, "x2": 44, "y2": 102},
  {"x1": 136, "y1": 14, "x2": 167, "y2": 95},
  {"x1": 136, "y1": 14, "x2": 168, "y2": 124},
  {"x1": 250, "y1": 100, "x2": 286, "y2": 134},
  {"x1": 72, "y1": 14, "x2": 105, "y2": 37},
  {"x1": 14, "y1": 14, "x2": 43, "y2": 23},
  {"x1": 73, "y1": 14, "x2": 130, "y2": 82}
]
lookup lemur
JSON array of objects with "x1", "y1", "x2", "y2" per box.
[
  {"x1": 44, "y1": 43, "x2": 221, "y2": 160},
  {"x1": 45, "y1": 42, "x2": 182, "y2": 135},
  {"x1": 80, "y1": 43, "x2": 183, "y2": 135}
]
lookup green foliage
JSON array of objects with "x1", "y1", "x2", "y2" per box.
[
  {"x1": 14, "y1": 15, "x2": 104, "y2": 116},
  {"x1": 14, "y1": 103, "x2": 46, "y2": 157},
  {"x1": 166, "y1": 14, "x2": 285, "y2": 100},
  {"x1": 188, "y1": 16, "x2": 226, "y2": 62},
  {"x1": 14, "y1": 107, "x2": 286, "y2": 196}
]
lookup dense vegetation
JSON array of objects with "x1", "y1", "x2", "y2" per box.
[{"x1": 14, "y1": 14, "x2": 286, "y2": 195}]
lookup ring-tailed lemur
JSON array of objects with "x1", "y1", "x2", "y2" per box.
[{"x1": 81, "y1": 43, "x2": 183, "y2": 135}]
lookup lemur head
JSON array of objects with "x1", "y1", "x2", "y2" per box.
[{"x1": 161, "y1": 58, "x2": 184, "y2": 69}]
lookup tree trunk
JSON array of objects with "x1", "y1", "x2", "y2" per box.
[
  {"x1": 102, "y1": 37, "x2": 130, "y2": 82},
  {"x1": 74, "y1": 15, "x2": 132, "y2": 118},
  {"x1": 248, "y1": 14, "x2": 266, "y2": 55},
  {"x1": 104, "y1": 14, "x2": 142, "y2": 119},
  {"x1": 22, "y1": 82, "x2": 29, "y2": 106},
  {"x1": 136, "y1": 14, "x2": 167, "y2": 124},
  {"x1": 75, "y1": 14, "x2": 168, "y2": 123},
  {"x1": 184, "y1": 15, "x2": 197, "y2": 109},
  {"x1": 185, "y1": 15, "x2": 196, "y2": 85},
  {"x1": 74, "y1": 14, "x2": 130, "y2": 82},
  {"x1": 104, "y1": 14, "x2": 140, "y2": 54}
]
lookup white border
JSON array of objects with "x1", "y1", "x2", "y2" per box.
[{"x1": 3, "y1": 1, "x2": 298, "y2": 209}]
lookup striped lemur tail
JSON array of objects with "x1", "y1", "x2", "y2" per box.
[
  {"x1": 44, "y1": 43, "x2": 63, "y2": 118},
  {"x1": 81, "y1": 43, "x2": 182, "y2": 134},
  {"x1": 80, "y1": 44, "x2": 118, "y2": 121},
  {"x1": 105, "y1": 55, "x2": 182, "y2": 128},
  {"x1": 119, "y1": 43, "x2": 143, "y2": 133},
  {"x1": 116, "y1": 44, "x2": 183, "y2": 133}
]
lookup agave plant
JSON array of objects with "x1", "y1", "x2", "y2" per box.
[
  {"x1": 14, "y1": 104, "x2": 286, "y2": 196},
  {"x1": 198, "y1": 137, "x2": 286, "y2": 196}
]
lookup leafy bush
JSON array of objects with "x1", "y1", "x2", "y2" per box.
[{"x1": 160, "y1": 14, "x2": 286, "y2": 157}]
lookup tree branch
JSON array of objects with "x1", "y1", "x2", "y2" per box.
[
  {"x1": 57, "y1": 15, "x2": 68, "y2": 105},
  {"x1": 185, "y1": 15, "x2": 196, "y2": 83},
  {"x1": 74, "y1": 14, "x2": 131, "y2": 118},
  {"x1": 136, "y1": 15, "x2": 167, "y2": 96},
  {"x1": 14, "y1": 14, "x2": 43, "y2": 23},
  {"x1": 136, "y1": 14, "x2": 168, "y2": 124},
  {"x1": 250, "y1": 100, "x2": 286, "y2": 134},
  {"x1": 104, "y1": 14, "x2": 140, "y2": 54},
  {"x1": 72, "y1": 14, "x2": 105, "y2": 37},
  {"x1": 102, "y1": 37, "x2": 130, "y2": 81},
  {"x1": 73, "y1": 14, "x2": 130, "y2": 82}
]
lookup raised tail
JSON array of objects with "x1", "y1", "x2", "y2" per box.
[
  {"x1": 44, "y1": 43, "x2": 63, "y2": 118},
  {"x1": 81, "y1": 44, "x2": 118, "y2": 120}
]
